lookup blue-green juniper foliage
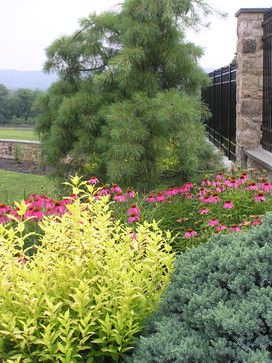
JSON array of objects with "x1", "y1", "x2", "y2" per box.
[{"x1": 130, "y1": 213, "x2": 272, "y2": 362}]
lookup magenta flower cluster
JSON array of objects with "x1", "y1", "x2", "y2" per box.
[
  {"x1": 139, "y1": 171, "x2": 272, "y2": 241},
  {"x1": 0, "y1": 194, "x2": 76, "y2": 224},
  {"x1": 0, "y1": 178, "x2": 137, "y2": 225}
]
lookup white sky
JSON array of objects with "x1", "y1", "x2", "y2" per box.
[{"x1": 0, "y1": 0, "x2": 271, "y2": 71}]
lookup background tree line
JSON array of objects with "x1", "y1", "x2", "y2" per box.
[{"x1": 0, "y1": 84, "x2": 42, "y2": 126}]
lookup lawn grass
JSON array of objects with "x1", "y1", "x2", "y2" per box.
[
  {"x1": 0, "y1": 128, "x2": 36, "y2": 141},
  {"x1": 0, "y1": 169, "x2": 58, "y2": 203}
]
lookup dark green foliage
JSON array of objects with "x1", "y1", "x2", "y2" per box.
[
  {"x1": 0, "y1": 85, "x2": 41, "y2": 126},
  {"x1": 130, "y1": 214, "x2": 272, "y2": 362},
  {"x1": 0, "y1": 84, "x2": 12, "y2": 122},
  {"x1": 37, "y1": 0, "x2": 219, "y2": 186}
]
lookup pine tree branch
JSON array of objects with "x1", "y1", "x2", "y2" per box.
[{"x1": 78, "y1": 65, "x2": 105, "y2": 72}]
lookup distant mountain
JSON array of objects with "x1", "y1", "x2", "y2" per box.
[
  {"x1": 0, "y1": 70, "x2": 58, "y2": 90},
  {"x1": 204, "y1": 67, "x2": 216, "y2": 74}
]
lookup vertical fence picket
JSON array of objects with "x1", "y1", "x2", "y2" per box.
[
  {"x1": 262, "y1": 9, "x2": 272, "y2": 152},
  {"x1": 202, "y1": 65, "x2": 237, "y2": 161}
]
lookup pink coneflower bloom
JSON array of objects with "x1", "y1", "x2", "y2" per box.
[
  {"x1": 229, "y1": 224, "x2": 241, "y2": 232},
  {"x1": 238, "y1": 175, "x2": 248, "y2": 185},
  {"x1": 198, "y1": 188, "x2": 206, "y2": 196},
  {"x1": 201, "y1": 178, "x2": 211, "y2": 187},
  {"x1": 225, "y1": 177, "x2": 238, "y2": 189},
  {"x1": 128, "y1": 213, "x2": 140, "y2": 224},
  {"x1": 176, "y1": 187, "x2": 186, "y2": 194},
  {"x1": 203, "y1": 194, "x2": 220, "y2": 204},
  {"x1": 216, "y1": 225, "x2": 227, "y2": 232},
  {"x1": 156, "y1": 192, "x2": 166, "y2": 202},
  {"x1": 128, "y1": 204, "x2": 140, "y2": 216},
  {"x1": 61, "y1": 197, "x2": 74, "y2": 205},
  {"x1": 212, "y1": 180, "x2": 221, "y2": 187},
  {"x1": 183, "y1": 182, "x2": 194, "y2": 190},
  {"x1": 216, "y1": 186, "x2": 226, "y2": 193},
  {"x1": 165, "y1": 188, "x2": 179, "y2": 196},
  {"x1": 199, "y1": 207, "x2": 209, "y2": 215},
  {"x1": 10, "y1": 208, "x2": 19, "y2": 220},
  {"x1": 0, "y1": 203, "x2": 10, "y2": 214},
  {"x1": 208, "y1": 218, "x2": 219, "y2": 226},
  {"x1": 31, "y1": 198, "x2": 45, "y2": 208},
  {"x1": 199, "y1": 195, "x2": 209, "y2": 203},
  {"x1": 53, "y1": 200, "x2": 67, "y2": 215},
  {"x1": 261, "y1": 182, "x2": 272, "y2": 192},
  {"x1": 114, "y1": 193, "x2": 127, "y2": 202},
  {"x1": 99, "y1": 187, "x2": 109, "y2": 196},
  {"x1": 126, "y1": 189, "x2": 135, "y2": 198},
  {"x1": 184, "y1": 229, "x2": 197, "y2": 238},
  {"x1": 28, "y1": 193, "x2": 38, "y2": 201},
  {"x1": 224, "y1": 200, "x2": 234, "y2": 209},
  {"x1": 94, "y1": 193, "x2": 101, "y2": 200},
  {"x1": 240, "y1": 172, "x2": 249, "y2": 180},
  {"x1": 0, "y1": 215, "x2": 9, "y2": 224},
  {"x1": 25, "y1": 207, "x2": 44, "y2": 220},
  {"x1": 251, "y1": 218, "x2": 262, "y2": 226},
  {"x1": 110, "y1": 184, "x2": 122, "y2": 194},
  {"x1": 146, "y1": 194, "x2": 156, "y2": 203},
  {"x1": 255, "y1": 192, "x2": 266, "y2": 202},
  {"x1": 88, "y1": 176, "x2": 99, "y2": 185},
  {"x1": 216, "y1": 172, "x2": 224, "y2": 180},
  {"x1": 246, "y1": 182, "x2": 258, "y2": 191}
]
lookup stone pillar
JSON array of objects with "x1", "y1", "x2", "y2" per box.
[{"x1": 236, "y1": 8, "x2": 268, "y2": 166}]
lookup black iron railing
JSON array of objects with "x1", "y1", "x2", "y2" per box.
[
  {"x1": 262, "y1": 9, "x2": 272, "y2": 152},
  {"x1": 202, "y1": 64, "x2": 237, "y2": 161}
]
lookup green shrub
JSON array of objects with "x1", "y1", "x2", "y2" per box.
[
  {"x1": 0, "y1": 178, "x2": 174, "y2": 362},
  {"x1": 129, "y1": 213, "x2": 272, "y2": 362},
  {"x1": 37, "y1": 0, "x2": 220, "y2": 187}
]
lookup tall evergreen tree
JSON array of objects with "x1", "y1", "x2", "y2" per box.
[{"x1": 36, "y1": 0, "x2": 218, "y2": 186}]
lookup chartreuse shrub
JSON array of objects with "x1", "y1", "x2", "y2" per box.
[
  {"x1": 129, "y1": 213, "x2": 272, "y2": 362},
  {"x1": 0, "y1": 177, "x2": 174, "y2": 362}
]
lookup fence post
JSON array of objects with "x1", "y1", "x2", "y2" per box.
[
  {"x1": 227, "y1": 65, "x2": 231, "y2": 160},
  {"x1": 236, "y1": 8, "x2": 267, "y2": 166}
]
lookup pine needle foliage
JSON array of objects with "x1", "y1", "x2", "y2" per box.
[
  {"x1": 129, "y1": 213, "x2": 272, "y2": 362},
  {"x1": 36, "y1": 0, "x2": 218, "y2": 186}
]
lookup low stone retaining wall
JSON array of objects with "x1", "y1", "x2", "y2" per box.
[
  {"x1": 243, "y1": 147, "x2": 272, "y2": 178},
  {"x1": 0, "y1": 139, "x2": 40, "y2": 163}
]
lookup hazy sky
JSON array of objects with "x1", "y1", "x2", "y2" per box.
[{"x1": 0, "y1": 0, "x2": 271, "y2": 71}]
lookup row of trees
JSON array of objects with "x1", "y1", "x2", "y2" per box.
[
  {"x1": 37, "y1": 0, "x2": 219, "y2": 187},
  {"x1": 0, "y1": 85, "x2": 41, "y2": 126}
]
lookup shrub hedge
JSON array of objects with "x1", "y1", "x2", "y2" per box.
[
  {"x1": 0, "y1": 178, "x2": 174, "y2": 362},
  {"x1": 129, "y1": 213, "x2": 272, "y2": 362}
]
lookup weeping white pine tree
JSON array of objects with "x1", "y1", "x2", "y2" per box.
[{"x1": 36, "y1": 0, "x2": 219, "y2": 187}]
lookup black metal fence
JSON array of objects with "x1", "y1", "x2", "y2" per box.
[
  {"x1": 262, "y1": 8, "x2": 272, "y2": 152},
  {"x1": 202, "y1": 64, "x2": 237, "y2": 161}
]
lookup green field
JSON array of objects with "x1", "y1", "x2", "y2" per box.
[
  {"x1": 0, "y1": 128, "x2": 36, "y2": 141},
  {"x1": 0, "y1": 169, "x2": 58, "y2": 203}
]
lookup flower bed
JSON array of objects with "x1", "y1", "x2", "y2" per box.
[
  {"x1": 1, "y1": 171, "x2": 272, "y2": 253},
  {"x1": 110, "y1": 170, "x2": 272, "y2": 252}
]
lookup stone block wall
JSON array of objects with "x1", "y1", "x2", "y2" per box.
[
  {"x1": 236, "y1": 8, "x2": 267, "y2": 166},
  {"x1": 0, "y1": 139, "x2": 40, "y2": 163}
]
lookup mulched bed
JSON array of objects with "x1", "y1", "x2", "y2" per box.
[{"x1": 0, "y1": 158, "x2": 50, "y2": 176}]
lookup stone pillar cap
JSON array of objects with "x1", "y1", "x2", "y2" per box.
[{"x1": 236, "y1": 8, "x2": 269, "y2": 17}]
